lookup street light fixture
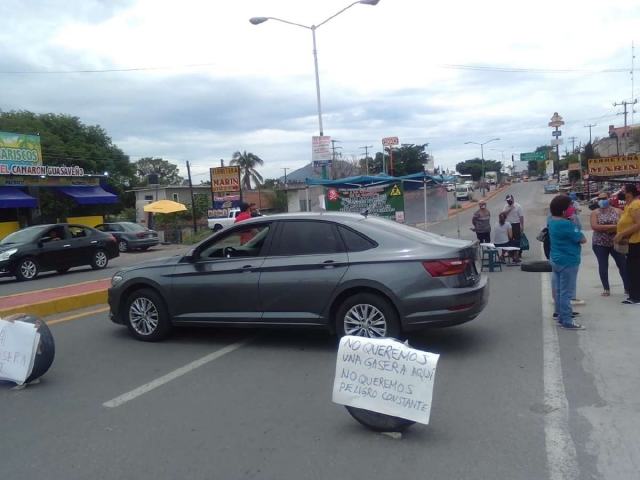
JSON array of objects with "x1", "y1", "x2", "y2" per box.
[
  {"x1": 250, "y1": 0, "x2": 380, "y2": 179},
  {"x1": 465, "y1": 138, "x2": 500, "y2": 196},
  {"x1": 491, "y1": 147, "x2": 514, "y2": 176}
]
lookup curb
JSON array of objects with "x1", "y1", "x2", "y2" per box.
[
  {"x1": 0, "y1": 289, "x2": 108, "y2": 319},
  {"x1": 448, "y1": 185, "x2": 509, "y2": 217}
]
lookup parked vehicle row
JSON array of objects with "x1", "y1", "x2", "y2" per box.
[
  {"x1": 95, "y1": 222, "x2": 159, "y2": 252},
  {"x1": 108, "y1": 212, "x2": 489, "y2": 342}
]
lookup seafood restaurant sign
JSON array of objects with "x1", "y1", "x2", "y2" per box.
[{"x1": 333, "y1": 336, "x2": 440, "y2": 424}]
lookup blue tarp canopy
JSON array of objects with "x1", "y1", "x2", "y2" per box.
[
  {"x1": 0, "y1": 187, "x2": 38, "y2": 208},
  {"x1": 59, "y1": 186, "x2": 118, "y2": 205},
  {"x1": 305, "y1": 172, "x2": 455, "y2": 190}
]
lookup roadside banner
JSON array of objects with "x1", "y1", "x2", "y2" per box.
[
  {"x1": 312, "y1": 136, "x2": 332, "y2": 167},
  {"x1": 210, "y1": 167, "x2": 241, "y2": 194},
  {"x1": 0, "y1": 319, "x2": 40, "y2": 385},
  {"x1": 0, "y1": 131, "x2": 43, "y2": 174},
  {"x1": 325, "y1": 182, "x2": 405, "y2": 222},
  {"x1": 207, "y1": 194, "x2": 240, "y2": 219},
  {"x1": 588, "y1": 155, "x2": 640, "y2": 177},
  {"x1": 332, "y1": 336, "x2": 440, "y2": 425}
]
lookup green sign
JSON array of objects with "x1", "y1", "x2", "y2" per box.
[
  {"x1": 0, "y1": 131, "x2": 43, "y2": 174},
  {"x1": 325, "y1": 182, "x2": 406, "y2": 222},
  {"x1": 520, "y1": 151, "x2": 547, "y2": 162}
]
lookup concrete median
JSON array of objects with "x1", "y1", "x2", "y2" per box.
[{"x1": 0, "y1": 279, "x2": 110, "y2": 318}]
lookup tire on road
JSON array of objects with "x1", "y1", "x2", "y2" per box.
[
  {"x1": 118, "y1": 239, "x2": 129, "y2": 253},
  {"x1": 15, "y1": 257, "x2": 39, "y2": 281},
  {"x1": 345, "y1": 406, "x2": 416, "y2": 432},
  {"x1": 19, "y1": 315, "x2": 56, "y2": 383},
  {"x1": 336, "y1": 292, "x2": 400, "y2": 339},
  {"x1": 124, "y1": 288, "x2": 172, "y2": 342},
  {"x1": 90, "y1": 249, "x2": 109, "y2": 270},
  {"x1": 520, "y1": 260, "x2": 552, "y2": 273}
]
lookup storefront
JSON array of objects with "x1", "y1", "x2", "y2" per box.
[{"x1": 0, "y1": 131, "x2": 118, "y2": 238}]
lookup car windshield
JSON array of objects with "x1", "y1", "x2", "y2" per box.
[
  {"x1": 0, "y1": 226, "x2": 48, "y2": 245},
  {"x1": 456, "y1": 186, "x2": 468, "y2": 192}
]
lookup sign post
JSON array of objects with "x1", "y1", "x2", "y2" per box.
[
  {"x1": 519, "y1": 152, "x2": 548, "y2": 162},
  {"x1": 548, "y1": 113, "x2": 565, "y2": 179},
  {"x1": 382, "y1": 137, "x2": 399, "y2": 176}
]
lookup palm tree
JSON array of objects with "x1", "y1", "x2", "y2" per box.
[{"x1": 230, "y1": 150, "x2": 264, "y2": 189}]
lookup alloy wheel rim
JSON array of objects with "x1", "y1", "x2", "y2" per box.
[
  {"x1": 118, "y1": 241, "x2": 128, "y2": 252},
  {"x1": 95, "y1": 251, "x2": 107, "y2": 267},
  {"x1": 129, "y1": 297, "x2": 159, "y2": 335},
  {"x1": 344, "y1": 303, "x2": 387, "y2": 338},
  {"x1": 21, "y1": 260, "x2": 37, "y2": 278}
]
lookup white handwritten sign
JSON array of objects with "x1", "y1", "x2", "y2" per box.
[
  {"x1": 332, "y1": 336, "x2": 439, "y2": 425},
  {"x1": 0, "y1": 319, "x2": 40, "y2": 385}
]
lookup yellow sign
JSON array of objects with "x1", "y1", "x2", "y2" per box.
[
  {"x1": 389, "y1": 184, "x2": 402, "y2": 196},
  {"x1": 588, "y1": 156, "x2": 640, "y2": 177},
  {"x1": 210, "y1": 166, "x2": 241, "y2": 193},
  {"x1": 0, "y1": 131, "x2": 43, "y2": 173}
]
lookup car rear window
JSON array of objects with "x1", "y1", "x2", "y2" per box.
[
  {"x1": 337, "y1": 226, "x2": 376, "y2": 252},
  {"x1": 123, "y1": 222, "x2": 146, "y2": 232}
]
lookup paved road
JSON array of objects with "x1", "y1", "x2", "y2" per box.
[
  {"x1": 0, "y1": 244, "x2": 190, "y2": 298},
  {"x1": 3, "y1": 182, "x2": 634, "y2": 479}
]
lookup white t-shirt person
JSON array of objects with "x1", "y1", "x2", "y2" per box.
[
  {"x1": 502, "y1": 196, "x2": 523, "y2": 225},
  {"x1": 494, "y1": 221, "x2": 512, "y2": 245}
]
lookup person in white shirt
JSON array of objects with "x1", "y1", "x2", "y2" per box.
[{"x1": 502, "y1": 194, "x2": 524, "y2": 263}]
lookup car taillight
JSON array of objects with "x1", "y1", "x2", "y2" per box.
[
  {"x1": 422, "y1": 259, "x2": 470, "y2": 277},
  {"x1": 136, "y1": 232, "x2": 147, "y2": 238}
]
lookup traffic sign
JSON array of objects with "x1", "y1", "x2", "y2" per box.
[
  {"x1": 519, "y1": 151, "x2": 548, "y2": 162},
  {"x1": 552, "y1": 130, "x2": 562, "y2": 137},
  {"x1": 312, "y1": 136, "x2": 332, "y2": 168},
  {"x1": 382, "y1": 136, "x2": 399, "y2": 147}
]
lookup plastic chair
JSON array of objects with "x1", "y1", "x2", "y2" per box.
[{"x1": 481, "y1": 248, "x2": 502, "y2": 272}]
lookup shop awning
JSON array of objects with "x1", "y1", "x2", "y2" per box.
[
  {"x1": 0, "y1": 187, "x2": 38, "y2": 208},
  {"x1": 59, "y1": 186, "x2": 118, "y2": 205}
]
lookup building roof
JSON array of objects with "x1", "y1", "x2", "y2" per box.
[{"x1": 609, "y1": 124, "x2": 640, "y2": 137}]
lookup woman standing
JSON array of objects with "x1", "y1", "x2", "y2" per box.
[
  {"x1": 614, "y1": 184, "x2": 640, "y2": 305},
  {"x1": 590, "y1": 192, "x2": 627, "y2": 296},
  {"x1": 472, "y1": 201, "x2": 491, "y2": 243},
  {"x1": 548, "y1": 195, "x2": 587, "y2": 330}
]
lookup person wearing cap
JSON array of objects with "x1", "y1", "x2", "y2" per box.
[
  {"x1": 471, "y1": 201, "x2": 491, "y2": 244},
  {"x1": 502, "y1": 194, "x2": 524, "y2": 263}
]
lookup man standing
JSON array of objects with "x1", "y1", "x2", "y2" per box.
[
  {"x1": 503, "y1": 194, "x2": 524, "y2": 263},
  {"x1": 234, "y1": 202, "x2": 252, "y2": 224},
  {"x1": 249, "y1": 203, "x2": 262, "y2": 217}
]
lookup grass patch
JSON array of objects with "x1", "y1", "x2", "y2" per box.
[
  {"x1": 450, "y1": 204, "x2": 463, "y2": 209},
  {"x1": 183, "y1": 228, "x2": 213, "y2": 245}
]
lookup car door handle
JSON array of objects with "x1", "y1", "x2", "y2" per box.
[
  {"x1": 240, "y1": 265, "x2": 255, "y2": 273},
  {"x1": 322, "y1": 260, "x2": 335, "y2": 269},
  {"x1": 63, "y1": 244, "x2": 72, "y2": 248},
  {"x1": 91, "y1": 240, "x2": 98, "y2": 244}
]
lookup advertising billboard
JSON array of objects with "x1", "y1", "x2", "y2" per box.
[
  {"x1": 210, "y1": 166, "x2": 241, "y2": 193},
  {"x1": 588, "y1": 156, "x2": 639, "y2": 177},
  {"x1": 0, "y1": 131, "x2": 43, "y2": 174}
]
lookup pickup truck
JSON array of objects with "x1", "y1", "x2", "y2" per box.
[{"x1": 207, "y1": 208, "x2": 241, "y2": 231}]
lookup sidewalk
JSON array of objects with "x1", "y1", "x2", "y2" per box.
[
  {"x1": 0, "y1": 279, "x2": 109, "y2": 318},
  {"x1": 571, "y1": 230, "x2": 640, "y2": 478}
]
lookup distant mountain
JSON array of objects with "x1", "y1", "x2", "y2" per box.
[{"x1": 279, "y1": 161, "x2": 360, "y2": 182}]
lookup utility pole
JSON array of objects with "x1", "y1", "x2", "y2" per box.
[
  {"x1": 330, "y1": 140, "x2": 342, "y2": 172},
  {"x1": 614, "y1": 99, "x2": 638, "y2": 155},
  {"x1": 220, "y1": 159, "x2": 224, "y2": 167},
  {"x1": 281, "y1": 167, "x2": 289, "y2": 212},
  {"x1": 568, "y1": 136, "x2": 578, "y2": 155},
  {"x1": 186, "y1": 161, "x2": 197, "y2": 233},
  {"x1": 583, "y1": 124, "x2": 596, "y2": 143},
  {"x1": 359, "y1": 145, "x2": 373, "y2": 174},
  {"x1": 281, "y1": 167, "x2": 289, "y2": 184}
]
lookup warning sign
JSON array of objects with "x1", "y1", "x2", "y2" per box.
[
  {"x1": 389, "y1": 184, "x2": 402, "y2": 196},
  {"x1": 327, "y1": 188, "x2": 340, "y2": 202}
]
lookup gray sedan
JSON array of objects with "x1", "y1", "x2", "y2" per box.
[
  {"x1": 95, "y1": 222, "x2": 159, "y2": 252},
  {"x1": 108, "y1": 213, "x2": 489, "y2": 341}
]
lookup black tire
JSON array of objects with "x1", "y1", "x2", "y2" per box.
[
  {"x1": 124, "y1": 288, "x2": 172, "y2": 342},
  {"x1": 117, "y1": 239, "x2": 129, "y2": 253},
  {"x1": 345, "y1": 406, "x2": 416, "y2": 432},
  {"x1": 19, "y1": 315, "x2": 56, "y2": 383},
  {"x1": 521, "y1": 260, "x2": 552, "y2": 273},
  {"x1": 56, "y1": 268, "x2": 70, "y2": 274},
  {"x1": 213, "y1": 224, "x2": 223, "y2": 232},
  {"x1": 140, "y1": 246, "x2": 150, "y2": 251},
  {"x1": 336, "y1": 292, "x2": 401, "y2": 338},
  {"x1": 15, "y1": 257, "x2": 39, "y2": 281},
  {"x1": 90, "y1": 249, "x2": 109, "y2": 270}
]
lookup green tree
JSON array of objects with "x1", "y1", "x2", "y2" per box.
[
  {"x1": 135, "y1": 157, "x2": 183, "y2": 185},
  {"x1": 372, "y1": 144, "x2": 430, "y2": 177},
  {"x1": 231, "y1": 150, "x2": 264, "y2": 189},
  {"x1": 265, "y1": 190, "x2": 288, "y2": 213},
  {"x1": 456, "y1": 158, "x2": 503, "y2": 181},
  {"x1": 262, "y1": 178, "x2": 279, "y2": 189}
]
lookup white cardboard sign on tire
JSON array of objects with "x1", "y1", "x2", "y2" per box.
[
  {"x1": 0, "y1": 319, "x2": 40, "y2": 385},
  {"x1": 332, "y1": 336, "x2": 439, "y2": 425}
]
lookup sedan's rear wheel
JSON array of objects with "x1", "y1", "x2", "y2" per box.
[
  {"x1": 91, "y1": 249, "x2": 108, "y2": 270},
  {"x1": 15, "y1": 257, "x2": 39, "y2": 281},
  {"x1": 125, "y1": 288, "x2": 172, "y2": 342},
  {"x1": 118, "y1": 239, "x2": 129, "y2": 252},
  {"x1": 336, "y1": 293, "x2": 400, "y2": 339}
]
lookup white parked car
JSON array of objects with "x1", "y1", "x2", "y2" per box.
[
  {"x1": 445, "y1": 183, "x2": 455, "y2": 192},
  {"x1": 455, "y1": 185, "x2": 473, "y2": 201},
  {"x1": 207, "y1": 208, "x2": 266, "y2": 231},
  {"x1": 464, "y1": 180, "x2": 475, "y2": 191}
]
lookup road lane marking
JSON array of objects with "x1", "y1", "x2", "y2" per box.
[
  {"x1": 541, "y1": 254, "x2": 580, "y2": 479},
  {"x1": 47, "y1": 307, "x2": 110, "y2": 325},
  {"x1": 103, "y1": 334, "x2": 259, "y2": 408},
  {"x1": 0, "y1": 278, "x2": 111, "y2": 299}
]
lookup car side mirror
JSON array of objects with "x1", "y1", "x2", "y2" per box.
[{"x1": 185, "y1": 248, "x2": 197, "y2": 263}]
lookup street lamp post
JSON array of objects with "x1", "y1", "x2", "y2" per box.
[
  {"x1": 465, "y1": 138, "x2": 500, "y2": 196},
  {"x1": 491, "y1": 147, "x2": 514, "y2": 178},
  {"x1": 250, "y1": 1, "x2": 380, "y2": 180}
]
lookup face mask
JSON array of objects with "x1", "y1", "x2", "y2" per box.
[
  {"x1": 565, "y1": 207, "x2": 575, "y2": 218},
  {"x1": 507, "y1": 201, "x2": 513, "y2": 206},
  {"x1": 480, "y1": 205, "x2": 486, "y2": 209},
  {"x1": 598, "y1": 199, "x2": 610, "y2": 208}
]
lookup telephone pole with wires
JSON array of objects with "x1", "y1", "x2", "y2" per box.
[
  {"x1": 614, "y1": 99, "x2": 638, "y2": 155},
  {"x1": 359, "y1": 145, "x2": 373, "y2": 174},
  {"x1": 583, "y1": 124, "x2": 596, "y2": 143},
  {"x1": 331, "y1": 140, "x2": 342, "y2": 167},
  {"x1": 568, "y1": 136, "x2": 578, "y2": 155}
]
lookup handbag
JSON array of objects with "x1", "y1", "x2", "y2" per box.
[
  {"x1": 520, "y1": 232, "x2": 530, "y2": 251},
  {"x1": 536, "y1": 227, "x2": 549, "y2": 243}
]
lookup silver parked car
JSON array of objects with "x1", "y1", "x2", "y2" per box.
[
  {"x1": 108, "y1": 213, "x2": 489, "y2": 341},
  {"x1": 95, "y1": 222, "x2": 159, "y2": 252}
]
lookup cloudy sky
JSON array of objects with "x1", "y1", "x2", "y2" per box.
[{"x1": 2, "y1": 0, "x2": 638, "y2": 182}]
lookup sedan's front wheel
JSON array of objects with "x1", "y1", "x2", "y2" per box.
[
  {"x1": 336, "y1": 293, "x2": 400, "y2": 339},
  {"x1": 15, "y1": 257, "x2": 39, "y2": 281},
  {"x1": 125, "y1": 288, "x2": 172, "y2": 342}
]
